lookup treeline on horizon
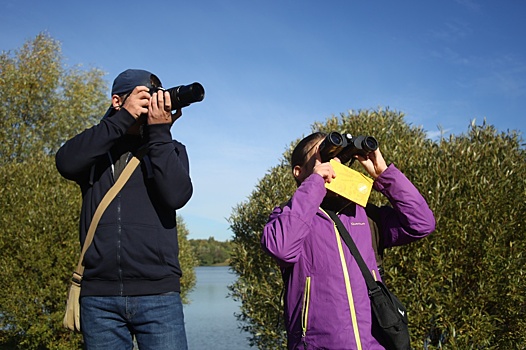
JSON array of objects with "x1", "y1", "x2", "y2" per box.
[{"x1": 188, "y1": 237, "x2": 234, "y2": 266}]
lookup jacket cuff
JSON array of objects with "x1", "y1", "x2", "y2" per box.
[
  {"x1": 373, "y1": 163, "x2": 397, "y2": 192},
  {"x1": 301, "y1": 173, "x2": 327, "y2": 202},
  {"x1": 144, "y1": 123, "x2": 173, "y2": 142},
  {"x1": 105, "y1": 108, "x2": 137, "y2": 133}
]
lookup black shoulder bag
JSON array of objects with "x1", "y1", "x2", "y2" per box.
[{"x1": 325, "y1": 210, "x2": 411, "y2": 350}]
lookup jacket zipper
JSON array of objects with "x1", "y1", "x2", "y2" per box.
[
  {"x1": 109, "y1": 151, "x2": 128, "y2": 296},
  {"x1": 301, "y1": 276, "x2": 311, "y2": 343},
  {"x1": 117, "y1": 193, "x2": 123, "y2": 295},
  {"x1": 320, "y1": 208, "x2": 363, "y2": 350}
]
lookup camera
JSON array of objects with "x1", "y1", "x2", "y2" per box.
[
  {"x1": 151, "y1": 82, "x2": 205, "y2": 110},
  {"x1": 319, "y1": 131, "x2": 378, "y2": 163}
]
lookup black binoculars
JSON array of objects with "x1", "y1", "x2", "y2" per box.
[
  {"x1": 319, "y1": 131, "x2": 378, "y2": 163},
  {"x1": 151, "y1": 82, "x2": 205, "y2": 110}
]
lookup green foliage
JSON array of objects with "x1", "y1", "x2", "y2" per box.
[
  {"x1": 229, "y1": 109, "x2": 526, "y2": 349},
  {"x1": 0, "y1": 33, "x2": 198, "y2": 349},
  {"x1": 228, "y1": 162, "x2": 294, "y2": 349},
  {"x1": 176, "y1": 216, "x2": 199, "y2": 304},
  {"x1": 0, "y1": 155, "x2": 84, "y2": 349},
  {"x1": 188, "y1": 237, "x2": 233, "y2": 266},
  {"x1": 0, "y1": 32, "x2": 107, "y2": 164}
]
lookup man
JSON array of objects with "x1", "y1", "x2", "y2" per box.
[
  {"x1": 56, "y1": 69, "x2": 192, "y2": 349},
  {"x1": 261, "y1": 132, "x2": 435, "y2": 349}
]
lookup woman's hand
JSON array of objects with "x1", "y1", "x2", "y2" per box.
[{"x1": 356, "y1": 149, "x2": 388, "y2": 179}]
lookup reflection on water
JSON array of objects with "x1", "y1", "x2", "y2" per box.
[{"x1": 184, "y1": 266, "x2": 251, "y2": 349}]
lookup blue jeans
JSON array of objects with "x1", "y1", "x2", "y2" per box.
[{"x1": 81, "y1": 292, "x2": 188, "y2": 350}]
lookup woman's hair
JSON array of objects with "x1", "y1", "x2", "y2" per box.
[{"x1": 290, "y1": 132, "x2": 326, "y2": 169}]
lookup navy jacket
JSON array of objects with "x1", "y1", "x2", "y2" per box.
[{"x1": 56, "y1": 108, "x2": 193, "y2": 296}]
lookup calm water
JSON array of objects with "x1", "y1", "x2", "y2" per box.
[{"x1": 184, "y1": 266, "x2": 251, "y2": 349}]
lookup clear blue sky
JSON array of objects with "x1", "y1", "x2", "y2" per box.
[{"x1": 1, "y1": 1, "x2": 525, "y2": 241}]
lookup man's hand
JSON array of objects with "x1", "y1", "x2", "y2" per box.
[
  {"x1": 148, "y1": 90, "x2": 182, "y2": 125},
  {"x1": 122, "y1": 86, "x2": 150, "y2": 119},
  {"x1": 356, "y1": 149, "x2": 388, "y2": 179}
]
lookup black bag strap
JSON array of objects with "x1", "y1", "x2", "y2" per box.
[{"x1": 325, "y1": 210, "x2": 380, "y2": 294}]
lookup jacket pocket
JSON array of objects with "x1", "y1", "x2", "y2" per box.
[{"x1": 301, "y1": 276, "x2": 311, "y2": 338}]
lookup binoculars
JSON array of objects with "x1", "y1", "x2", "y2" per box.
[{"x1": 319, "y1": 131, "x2": 378, "y2": 163}]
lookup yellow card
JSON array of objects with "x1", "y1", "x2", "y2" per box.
[{"x1": 324, "y1": 159, "x2": 374, "y2": 207}]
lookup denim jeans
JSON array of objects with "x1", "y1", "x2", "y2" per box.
[{"x1": 81, "y1": 292, "x2": 188, "y2": 350}]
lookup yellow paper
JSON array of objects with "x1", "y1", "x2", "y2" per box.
[{"x1": 324, "y1": 159, "x2": 374, "y2": 207}]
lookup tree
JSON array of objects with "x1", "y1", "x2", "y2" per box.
[
  {"x1": 0, "y1": 156, "x2": 85, "y2": 348},
  {"x1": 228, "y1": 109, "x2": 526, "y2": 349},
  {"x1": 0, "y1": 33, "x2": 198, "y2": 349},
  {"x1": 0, "y1": 32, "x2": 107, "y2": 164},
  {"x1": 177, "y1": 216, "x2": 199, "y2": 304},
  {"x1": 0, "y1": 31, "x2": 107, "y2": 349}
]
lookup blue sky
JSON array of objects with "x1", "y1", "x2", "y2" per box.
[{"x1": 1, "y1": 1, "x2": 525, "y2": 241}]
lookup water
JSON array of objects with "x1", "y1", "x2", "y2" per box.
[{"x1": 184, "y1": 266, "x2": 251, "y2": 349}]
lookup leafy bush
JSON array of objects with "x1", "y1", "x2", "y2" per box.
[
  {"x1": 177, "y1": 216, "x2": 199, "y2": 304},
  {"x1": 0, "y1": 32, "x2": 108, "y2": 349},
  {"x1": 229, "y1": 109, "x2": 525, "y2": 349},
  {"x1": 0, "y1": 155, "x2": 84, "y2": 348}
]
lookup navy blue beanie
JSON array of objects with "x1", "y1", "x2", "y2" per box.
[{"x1": 111, "y1": 69, "x2": 160, "y2": 96}]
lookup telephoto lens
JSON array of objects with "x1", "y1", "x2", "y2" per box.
[{"x1": 164, "y1": 82, "x2": 205, "y2": 110}]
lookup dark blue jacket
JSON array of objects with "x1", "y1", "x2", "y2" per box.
[{"x1": 56, "y1": 108, "x2": 193, "y2": 296}]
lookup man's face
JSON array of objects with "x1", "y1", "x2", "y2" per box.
[{"x1": 111, "y1": 92, "x2": 148, "y2": 134}]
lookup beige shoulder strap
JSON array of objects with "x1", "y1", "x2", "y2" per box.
[{"x1": 74, "y1": 156, "x2": 140, "y2": 275}]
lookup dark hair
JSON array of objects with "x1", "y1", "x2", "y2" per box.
[{"x1": 290, "y1": 132, "x2": 326, "y2": 169}]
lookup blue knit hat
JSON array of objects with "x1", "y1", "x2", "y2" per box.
[{"x1": 111, "y1": 69, "x2": 161, "y2": 96}]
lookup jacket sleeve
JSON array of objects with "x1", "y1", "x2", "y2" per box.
[
  {"x1": 142, "y1": 123, "x2": 193, "y2": 210},
  {"x1": 261, "y1": 173, "x2": 326, "y2": 266},
  {"x1": 55, "y1": 108, "x2": 136, "y2": 183},
  {"x1": 373, "y1": 164, "x2": 436, "y2": 248}
]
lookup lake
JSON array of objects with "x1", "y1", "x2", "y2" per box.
[{"x1": 184, "y1": 266, "x2": 252, "y2": 349}]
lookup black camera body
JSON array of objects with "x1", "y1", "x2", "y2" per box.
[
  {"x1": 151, "y1": 82, "x2": 205, "y2": 110},
  {"x1": 319, "y1": 131, "x2": 378, "y2": 163}
]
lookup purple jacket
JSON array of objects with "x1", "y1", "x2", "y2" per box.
[{"x1": 261, "y1": 164, "x2": 435, "y2": 350}]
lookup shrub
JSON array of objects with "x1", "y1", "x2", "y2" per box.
[{"x1": 229, "y1": 109, "x2": 525, "y2": 349}]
